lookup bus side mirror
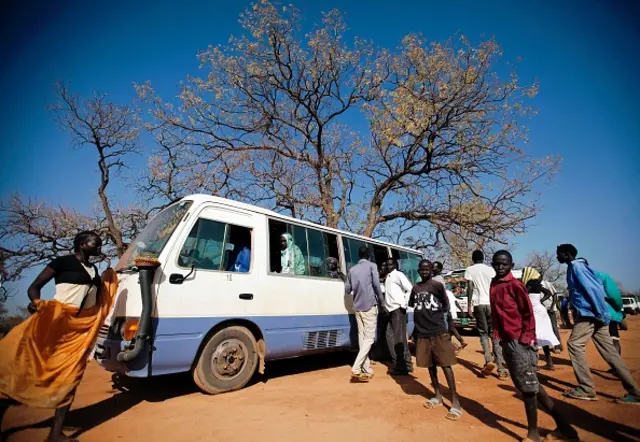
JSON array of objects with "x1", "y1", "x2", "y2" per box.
[{"x1": 169, "y1": 265, "x2": 195, "y2": 285}]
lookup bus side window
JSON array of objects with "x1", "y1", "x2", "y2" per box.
[
  {"x1": 343, "y1": 237, "x2": 368, "y2": 272},
  {"x1": 391, "y1": 249, "x2": 422, "y2": 284},
  {"x1": 343, "y1": 237, "x2": 388, "y2": 272},
  {"x1": 268, "y1": 219, "x2": 341, "y2": 278},
  {"x1": 178, "y1": 219, "x2": 252, "y2": 272},
  {"x1": 222, "y1": 224, "x2": 253, "y2": 273},
  {"x1": 268, "y1": 219, "x2": 308, "y2": 276},
  {"x1": 307, "y1": 228, "x2": 340, "y2": 278}
]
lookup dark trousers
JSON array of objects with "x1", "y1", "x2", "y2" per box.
[
  {"x1": 474, "y1": 304, "x2": 505, "y2": 373},
  {"x1": 372, "y1": 308, "x2": 392, "y2": 361},
  {"x1": 379, "y1": 308, "x2": 413, "y2": 372}
]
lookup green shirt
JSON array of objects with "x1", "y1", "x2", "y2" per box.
[{"x1": 595, "y1": 271, "x2": 623, "y2": 323}]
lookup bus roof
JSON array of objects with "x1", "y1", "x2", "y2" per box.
[{"x1": 181, "y1": 194, "x2": 423, "y2": 255}]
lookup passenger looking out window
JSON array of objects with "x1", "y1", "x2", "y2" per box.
[
  {"x1": 327, "y1": 257, "x2": 346, "y2": 282},
  {"x1": 280, "y1": 233, "x2": 306, "y2": 275}
]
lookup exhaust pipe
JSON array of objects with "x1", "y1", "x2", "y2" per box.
[{"x1": 117, "y1": 256, "x2": 161, "y2": 363}]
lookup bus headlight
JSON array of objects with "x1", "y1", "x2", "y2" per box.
[{"x1": 121, "y1": 319, "x2": 140, "y2": 341}]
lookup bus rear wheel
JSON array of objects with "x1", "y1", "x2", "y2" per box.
[{"x1": 193, "y1": 326, "x2": 258, "y2": 394}]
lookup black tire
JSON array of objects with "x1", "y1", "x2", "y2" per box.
[{"x1": 193, "y1": 326, "x2": 258, "y2": 394}]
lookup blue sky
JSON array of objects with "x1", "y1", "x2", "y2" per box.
[{"x1": 1, "y1": 0, "x2": 639, "y2": 310}]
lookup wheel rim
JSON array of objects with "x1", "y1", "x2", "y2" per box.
[{"x1": 210, "y1": 338, "x2": 248, "y2": 381}]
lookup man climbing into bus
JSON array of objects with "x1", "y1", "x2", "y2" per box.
[{"x1": 345, "y1": 246, "x2": 383, "y2": 382}]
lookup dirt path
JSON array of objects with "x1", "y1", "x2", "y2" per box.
[{"x1": 4, "y1": 319, "x2": 640, "y2": 441}]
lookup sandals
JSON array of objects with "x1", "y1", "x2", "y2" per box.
[
  {"x1": 563, "y1": 387, "x2": 597, "y2": 401},
  {"x1": 424, "y1": 398, "x2": 443, "y2": 409},
  {"x1": 445, "y1": 407, "x2": 463, "y2": 421},
  {"x1": 614, "y1": 393, "x2": 640, "y2": 405},
  {"x1": 498, "y1": 371, "x2": 510, "y2": 381},
  {"x1": 350, "y1": 373, "x2": 373, "y2": 383}
]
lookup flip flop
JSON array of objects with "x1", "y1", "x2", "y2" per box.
[
  {"x1": 445, "y1": 407, "x2": 463, "y2": 421},
  {"x1": 424, "y1": 398, "x2": 443, "y2": 409},
  {"x1": 614, "y1": 393, "x2": 640, "y2": 405}
]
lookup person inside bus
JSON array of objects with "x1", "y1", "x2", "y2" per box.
[
  {"x1": 280, "y1": 233, "x2": 306, "y2": 275},
  {"x1": 228, "y1": 230, "x2": 251, "y2": 273},
  {"x1": 327, "y1": 257, "x2": 346, "y2": 281}
]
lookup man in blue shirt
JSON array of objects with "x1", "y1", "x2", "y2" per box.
[
  {"x1": 345, "y1": 246, "x2": 382, "y2": 382},
  {"x1": 557, "y1": 244, "x2": 640, "y2": 403}
]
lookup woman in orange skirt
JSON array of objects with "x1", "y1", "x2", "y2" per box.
[{"x1": 0, "y1": 231, "x2": 117, "y2": 442}]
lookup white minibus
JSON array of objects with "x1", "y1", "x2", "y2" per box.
[{"x1": 95, "y1": 195, "x2": 423, "y2": 393}]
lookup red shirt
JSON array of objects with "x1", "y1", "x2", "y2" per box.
[{"x1": 490, "y1": 273, "x2": 536, "y2": 346}]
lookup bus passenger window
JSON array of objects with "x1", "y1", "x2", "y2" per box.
[
  {"x1": 179, "y1": 219, "x2": 252, "y2": 273},
  {"x1": 269, "y1": 219, "x2": 307, "y2": 275},
  {"x1": 391, "y1": 249, "x2": 422, "y2": 284},
  {"x1": 223, "y1": 225, "x2": 252, "y2": 273},
  {"x1": 307, "y1": 228, "x2": 340, "y2": 278},
  {"x1": 343, "y1": 237, "x2": 368, "y2": 272},
  {"x1": 268, "y1": 219, "x2": 340, "y2": 278}
]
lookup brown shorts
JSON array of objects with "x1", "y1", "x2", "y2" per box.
[{"x1": 416, "y1": 334, "x2": 457, "y2": 368}]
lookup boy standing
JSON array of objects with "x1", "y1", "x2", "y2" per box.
[
  {"x1": 410, "y1": 259, "x2": 462, "y2": 421},
  {"x1": 491, "y1": 250, "x2": 578, "y2": 442}
]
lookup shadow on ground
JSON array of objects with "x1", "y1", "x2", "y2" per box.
[{"x1": 2, "y1": 352, "x2": 355, "y2": 440}]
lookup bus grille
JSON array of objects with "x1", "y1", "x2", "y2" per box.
[
  {"x1": 303, "y1": 330, "x2": 341, "y2": 350},
  {"x1": 98, "y1": 324, "x2": 110, "y2": 339}
]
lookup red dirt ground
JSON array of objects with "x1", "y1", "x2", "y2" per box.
[{"x1": 3, "y1": 318, "x2": 640, "y2": 441}]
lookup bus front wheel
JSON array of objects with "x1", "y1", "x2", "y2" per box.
[{"x1": 193, "y1": 326, "x2": 259, "y2": 394}]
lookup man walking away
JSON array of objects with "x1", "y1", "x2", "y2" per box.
[
  {"x1": 384, "y1": 258, "x2": 414, "y2": 375},
  {"x1": 465, "y1": 250, "x2": 507, "y2": 379},
  {"x1": 491, "y1": 250, "x2": 578, "y2": 442},
  {"x1": 345, "y1": 246, "x2": 382, "y2": 382},
  {"x1": 557, "y1": 244, "x2": 640, "y2": 403}
]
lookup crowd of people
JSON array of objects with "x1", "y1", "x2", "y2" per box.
[
  {"x1": 345, "y1": 244, "x2": 639, "y2": 442},
  {"x1": 0, "y1": 231, "x2": 637, "y2": 442}
]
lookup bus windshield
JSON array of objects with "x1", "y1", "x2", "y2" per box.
[{"x1": 116, "y1": 200, "x2": 193, "y2": 270}]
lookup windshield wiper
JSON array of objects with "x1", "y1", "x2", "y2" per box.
[{"x1": 116, "y1": 265, "x2": 139, "y2": 274}]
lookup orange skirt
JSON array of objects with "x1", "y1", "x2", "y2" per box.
[{"x1": 0, "y1": 268, "x2": 117, "y2": 408}]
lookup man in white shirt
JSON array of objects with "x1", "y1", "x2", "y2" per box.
[
  {"x1": 384, "y1": 258, "x2": 414, "y2": 375},
  {"x1": 465, "y1": 250, "x2": 507, "y2": 379}
]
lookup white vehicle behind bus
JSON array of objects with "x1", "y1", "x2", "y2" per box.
[
  {"x1": 622, "y1": 297, "x2": 640, "y2": 315},
  {"x1": 94, "y1": 195, "x2": 422, "y2": 394}
]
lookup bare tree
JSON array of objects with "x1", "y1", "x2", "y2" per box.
[
  {"x1": 361, "y1": 35, "x2": 557, "y2": 247},
  {"x1": 51, "y1": 82, "x2": 140, "y2": 257},
  {"x1": 137, "y1": 1, "x2": 381, "y2": 225},
  {"x1": 140, "y1": 1, "x2": 557, "y2": 256},
  {"x1": 0, "y1": 195, "x2": 101, "y2": 281},
  {"x1": 526, "y1": 249, "x2": 566, "y2": 290}
]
